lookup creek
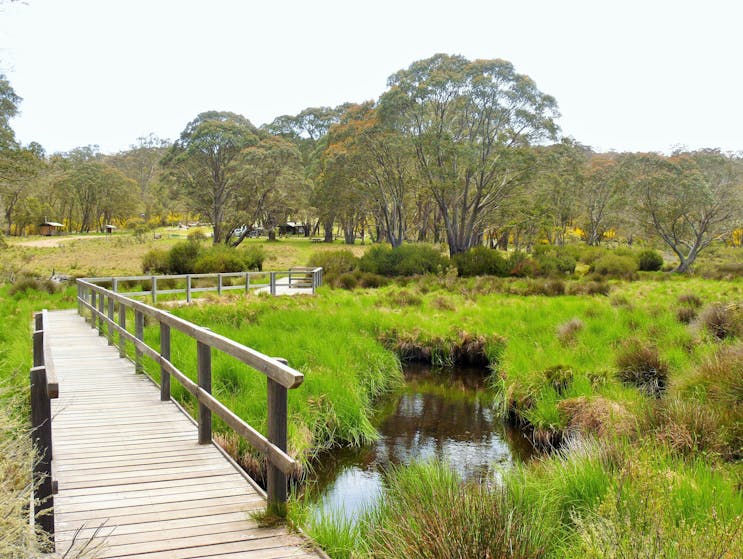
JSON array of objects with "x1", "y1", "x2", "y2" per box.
[{"x1": 305, "y1": 363, "x2": 534, "y2": 520}]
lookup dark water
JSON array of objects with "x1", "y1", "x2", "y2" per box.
[{"x1": 305, "y1": 363, "x2": 534, "y2": 519}]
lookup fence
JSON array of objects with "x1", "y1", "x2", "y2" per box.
[
  {"x1": 80, "y1": 268, "x2": 323, "y2": 305},
  {"x1": 75, "y1": 276, "x2": 309, "y2": 516},
  {"x1": 29, "y1": 310, "x2": 59, "y2": 548}
]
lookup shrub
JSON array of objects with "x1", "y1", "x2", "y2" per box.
[
  {"x1": 308, "y1": 249, "x2": 359, "y2": 275},
  {"x1": 167, "y1": 240, "x2": 202, "y2": 274},
  {"x1": 697, "y1": 302, "x2": 743, "y2": 340},
  {"x1": 637, "y1": 249, "x2": 664, "y2": 271},
  {"x1": 194, "y1": 245, "x2": 247, "y2": 273},
  {"x1": 508, "y1": 252, "x2": 539, "y2": 277},
  {"x1": 534, "y1": 252, "x2": 577, "y2": 276},
  {"x1": 0, "y1": 233, "x2": 7, "y2": 249},
  {"x1": 615, "y1": 340, "x2": 669, "y2": 397},
  {"x1": 452, "y1": 246, "x2": 510, "y2": 277},
  {"x1": 8, "y1": 276, "x2": 58, "y2": 296},
  {"x1": 590, "y1": 254, "x2": 638, "y2": 278},
  {"x1": 360, "y1": 244, "x2": 449, "y2": 277},
  {"x1": 242, "y1": 245, "x2": 265, "y2": 271},
  {"x1": 142, "y1": 249, "x2": 169, "y2": 274},
  {"x1": 337, "y1": 273, "x2": 358, "y2": 290},
  {"x1": 187, "y1": 229, "x2": 207, "y2": 242},
  {"x1": 356, "y1": 271, "x2": 388, "y2": 288}
]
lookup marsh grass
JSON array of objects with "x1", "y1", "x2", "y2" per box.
[{"x1": 362, "y1": 462, "x2": 551, "y2": 559}]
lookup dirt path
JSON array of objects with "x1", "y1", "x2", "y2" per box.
[{"x1": 12, "y1": 235, "x2": 101, "y2": 248}]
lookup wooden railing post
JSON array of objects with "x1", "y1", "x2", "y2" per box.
[
  {"x1": 97, "y1": 291, "x2": 105, "y2": 335},
  {"x1": 197, "y1": 341, "x2": 212, "y2": 444},
  {"x1": 30, "y1": 314, "x2": 54, "y2": 548},
  {"x1": 135, "y1": 310, "x2": 144, "y2": 373},
  {"x1": 152, "y1": 275, "x2": 157, "y2": 304},
  {"x1": 186, "y1": 275, "x2": 192, "y2": 303},
  {"x1": 107, "y1": 296, "x2": 115, "y2": 345},
  {"x1": 77, "y1": 284, "x2": 82, "y2": 315},
  {"x1": 245, "y1": 272, "x2": 250, "y2": 294},
  {"x1": 90, "y1": 291, "x2": 97, "y2": 328},
  {"x1": 267, "y1": 357, "x2": 289, "y2": 516},
  {"x1": 160, "y1": 323, "x2": 171, "y2": 401},
  {"x1": 118, "y1": 303, "x2": 127, "y2": 358},
  {"x1": 270, "y1": 272, "x2": 276, "y2": 296},
  {"x1": 217, "y1": 274, "x2": 223, "y2": 296}
]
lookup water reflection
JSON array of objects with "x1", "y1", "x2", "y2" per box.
[{"x1": 307, "y1": 363, "x2": 534, "y2": 519}]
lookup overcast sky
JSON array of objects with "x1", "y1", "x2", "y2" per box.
[{"x1": 2, "y1": 0, "x2": 741, "y2": 155}]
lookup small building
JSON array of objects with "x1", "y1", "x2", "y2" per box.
[
  {"x1": 104, "y1": 224, "x2": 117, "y2": 234},
  {"x1": 38, "y1": 221, "x2": 65, "y2": 236},
  {"x1": 278, "y1": 221, "x2": 306, "y2": 236}
]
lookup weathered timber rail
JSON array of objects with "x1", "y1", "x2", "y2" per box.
[
  {"x1": 77, "y1": 277, "x2": 303, "y2": 507},
  {"x1": 81, "y1": 268, "x2": 323, "y2": 304},
  {"x1": 29, "y1": 310, "x2": 59, "y2": 547}
]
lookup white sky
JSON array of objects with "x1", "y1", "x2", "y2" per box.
[{"x1": 1, "y1": 0, "x2": 742, "y2": 155}]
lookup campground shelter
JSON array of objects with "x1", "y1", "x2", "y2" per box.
[{"x1": 38, "y1": 221, "x2": 64, "y2": 236}]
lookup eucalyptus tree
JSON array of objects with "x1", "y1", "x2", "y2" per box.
[
  {"x1": 108, "y1": 134, "x2": 171, "y2": 222},
  {"x1": 162, "y1": 111, "x2": 260, "y2": 243},
  {"x1": 52, "y1": 147, "x2": 137, "y2": 232},
  {"x1": 323, "y1": 102, "x2": 415, "y2": 247},
  {"x1": 629, "y1": 150, "x2": 743, "y2": 272},
  {"x1": 379, "y1": 54, "x2": 560, "y2": 255},
  {"x1": 580, "y1": 153, "x2": 629, "y2": 245},
  {"x1": 228, "y1": 136, "x2": 305, "y2": 244}
]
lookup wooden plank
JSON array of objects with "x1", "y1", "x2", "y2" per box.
[
  {"x1": 55, "y1": 473, "x2": 244, "y2": 497},
  {"x1": 101, "y1": 536, "x2": 306, "y2": 559},
  {"x1": 56, "y1": 494, "x2": 264, "y2": 525},
  {"x1": 55, "y1": 511, "x2": 250, "y2": 542}
]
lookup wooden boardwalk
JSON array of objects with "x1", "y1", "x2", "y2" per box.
[{"x1": 48, "y1": 309, "x2": 323, "y2": 559}]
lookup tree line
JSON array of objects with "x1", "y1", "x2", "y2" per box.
[{"x1": 1, "y1": 54, "x2": 741, "y2": 272}]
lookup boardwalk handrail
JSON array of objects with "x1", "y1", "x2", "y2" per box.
[
  {"x1": 75, "y1": 277, "x2": 306, "y2": 514},
  {"x1": 79, "y1": 268, "x2": 323, "y2": 304},
  {"x1": 30, "y1": 309, "x2": 59, "y2": 548}
]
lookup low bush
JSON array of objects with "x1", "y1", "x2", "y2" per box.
[
  {"x1": 8, "y1": 276, "x2": 58, "y2": 296},
  {"x1": 452, "y1": 246, "x2": 510, "y2": 277},
  {"x1": 508, "y1": 252, "x2": 540, "y2": 277},
  {"x1": 534, "y1": 252, "x2": 577, "y2": 276},
  {"x1": 590, "y1": 254, "x2": 639, "y2": 279},
  {"x1": 167, "y1": 240, "x2": 201, "y2": 274},
  {"x1": 308, "y1": 249, "x2": 359, "y2": 275},
  {"x1": 360, "y1": 244, "x2": 449, "y2": 277},
  {"x1": 615, "y1": 340, "x2": 669, "y2": 397},
  {"x1": 637, "y1": 249, "x2": 664, "y2": 271},
  {"x1": 194, "y1": 245, "x2": 249, "y2": 273},
  {"x1": 142, "y1": 249, "x2": 169, "y2": 274}
]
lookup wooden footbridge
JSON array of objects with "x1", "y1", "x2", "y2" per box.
[{"x1": 29, "y1": 272, "x2": 327, "y2": 558}]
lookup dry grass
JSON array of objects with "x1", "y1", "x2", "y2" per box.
[
  {"x1": 557, "y1": 318, "x2": 584, "y2": 346},
  {"x1": 615, "y1": 340, "x2": 669, "y2": 397},
  {"x1": 696, "y1": 302, "x2": 743, "y2": 340},
  {"x1": 558, "y1": 396, "x2": 636, "y2": 439}
]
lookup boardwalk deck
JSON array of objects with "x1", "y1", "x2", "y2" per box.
[{"x1": 48, "y1": 310, "x2": 323, "y2": 559}]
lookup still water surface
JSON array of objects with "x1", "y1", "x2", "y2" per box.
[{"x1": 306, "y1": 363, "x2": 534, "y2": 519}]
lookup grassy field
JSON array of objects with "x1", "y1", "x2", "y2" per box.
[
  {"x1": 2, "y1": 230, "x2": 367, "y2": 278},
  {"x1": 1, "y1": 232, "x2": 741, "y2": 557}
]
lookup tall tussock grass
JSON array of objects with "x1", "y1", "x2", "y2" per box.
[{"x1": 362, "y1": 462, "x2": 551, "y2": 559}]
